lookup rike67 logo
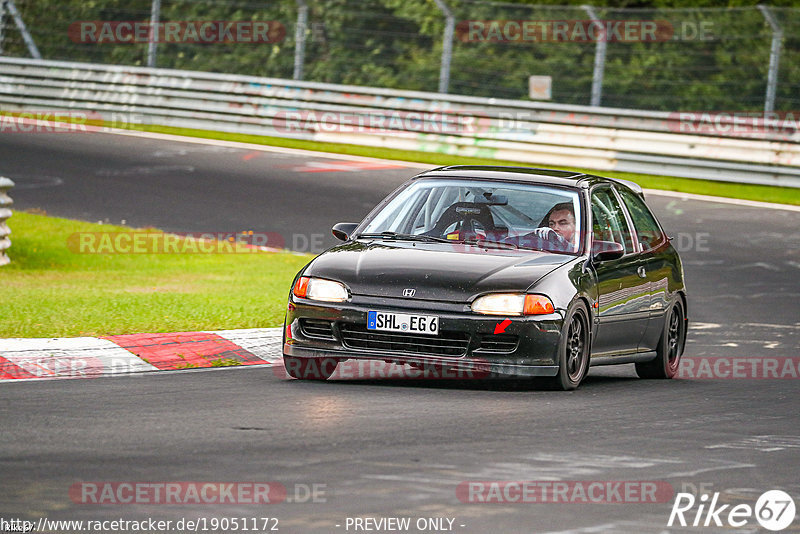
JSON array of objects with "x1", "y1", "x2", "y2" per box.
[{"x1": 668, "y1": 490, "x2": 796, "y2": 531}]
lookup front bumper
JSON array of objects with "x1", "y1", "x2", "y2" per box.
[{"x1": 284, "y1": 295, "x2": 565, "y2": 377}]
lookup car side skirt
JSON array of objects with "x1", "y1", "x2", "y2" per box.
[{"x1": 589, "y1": 350, "x2": 658, "y2": 366}]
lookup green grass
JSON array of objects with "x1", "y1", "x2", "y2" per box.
[
  {"x1": 139, "y1": 124, "x2": 800, "y2": 206},
  {"x1": 2, "y1": 211, "x2": 312, "y2": 338}
]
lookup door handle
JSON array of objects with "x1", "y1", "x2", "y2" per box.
[{"x1": 637, "y1": 266, "x2": 647, "y2": 278}]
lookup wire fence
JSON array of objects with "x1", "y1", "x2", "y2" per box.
[{"x1": 1, "y1": 0, "x2": 798, "y2": 112}]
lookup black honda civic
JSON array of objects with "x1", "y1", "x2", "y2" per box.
[{"x1": 283, "y1": 165, "x2": 688, "y2": 390}]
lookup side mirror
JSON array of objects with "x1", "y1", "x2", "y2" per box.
[
  {"x1": 332, "y1": 222, "x2": 359, "y2": 241},
  {"x1": 592, "y1": 240, "x2": 624, "y2": 262}
]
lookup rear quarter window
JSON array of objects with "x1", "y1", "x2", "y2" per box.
[{"x1": 617, "y1": 188, "x2": 666, "y2": 252}]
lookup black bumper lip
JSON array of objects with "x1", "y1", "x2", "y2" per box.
[
  {"x1": 285, "y1": 296, "x2": 565, "y2": 376},
  {"x1": 282, "y1": 343, "x2": 560, "y2": 377}
]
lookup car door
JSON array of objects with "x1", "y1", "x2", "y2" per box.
[
  {"x1": 589, "y1": 187, "x2": 651, "y2": 356},
  {"x1": 616, "y1": 186, "x2": 672, "y2": 352}
]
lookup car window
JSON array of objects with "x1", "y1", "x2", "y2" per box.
[
  {"x1": 591, "y1": 188, "x2": 634, "y2": 254},
  {"x1": 617, "y1": 188, "x2": 666, "y2": 252},
  {"x1": 359, "y1": 178, "x2": 583, "y2": 254}
]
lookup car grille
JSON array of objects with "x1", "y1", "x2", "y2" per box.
[
  {"x1": 299, "y1": 319, "x2": 335, "y2": 340},
  {"x1": 476, "y1": 334, "x2": 519, "y2": 354},
  {"x1": 340, "y1": 324, "x2": 470, "y2": 357}
]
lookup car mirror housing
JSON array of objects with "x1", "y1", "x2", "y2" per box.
[
  {"x1": 592, "y1": 240, "x2": 624, "y2": 262},
  {"x1": 332, "y1": 222, "x2": 359, "y2": 241}
]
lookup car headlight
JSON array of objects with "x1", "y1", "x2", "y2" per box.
[
  {"x1": 292, "y1": 276, "x2": 349, "y2": 302},
  {"x1": 472, "y1": 293, "x2": 555, "y2": 316}
]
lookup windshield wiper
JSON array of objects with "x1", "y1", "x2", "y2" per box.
[
  {"x1": 356, "y1": 231, "x2": 452, "y2": 243},
  {"x1": 461, "y1": 238, "x2": 519, "y2": 250}
]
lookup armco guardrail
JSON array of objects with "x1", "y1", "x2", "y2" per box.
[
  {"x1": 0, "y1": 177, "x2": 14, "y2": 266},
  {"x1": 1, "y1": 57, "x2": 799, "y2": 188}
]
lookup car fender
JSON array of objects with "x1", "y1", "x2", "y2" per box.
[{"x1": 526, "y1": 256, "x2": 595, "y2": 327}]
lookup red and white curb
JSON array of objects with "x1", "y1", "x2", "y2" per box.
[{"x1": 0, "y1": 328, "x2": 282, "y2": 381}]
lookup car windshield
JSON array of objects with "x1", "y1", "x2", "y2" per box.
[{"x1": 359, "y1": 178, "x2": 582, "y2": 254}]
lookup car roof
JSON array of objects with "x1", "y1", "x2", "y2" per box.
[{"x1": 414, "y1": 165, "x2": 644, "y2": 196}]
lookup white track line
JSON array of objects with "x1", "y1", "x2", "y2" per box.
[
  {"x1": 108, "y1": 128, "x2": 800, "y2": 212},
  {"x1": 110, "y1": 128, "x2": 434, "y2": 169},
  {"x1": 643, "y1": 188, "x2": 800, "y2": 212}
]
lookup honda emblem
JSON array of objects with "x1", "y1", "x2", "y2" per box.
[{"x1": 402, "y1": 288, "x2": 416, "y2": 297}]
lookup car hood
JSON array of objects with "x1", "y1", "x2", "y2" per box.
[{"x1": 303, "y1": 240, "x2": 573, "y2": 302}]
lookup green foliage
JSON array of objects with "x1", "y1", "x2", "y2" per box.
[
  {"x1": 210, "y1": 358, "x2": 242, "y2": 367},
  {"x1": 3, "y1": 0, "x2": 798, "y2": 110}
]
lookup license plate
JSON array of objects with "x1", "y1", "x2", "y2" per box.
[{"x1": 367, "y1": 311, "x2": 439, "y2": 335}]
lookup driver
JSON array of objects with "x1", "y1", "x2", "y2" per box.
[{"x1": 525, "y1": 202, "x2": 577, "y2": 251}]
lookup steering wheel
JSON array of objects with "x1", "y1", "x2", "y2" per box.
[
  {"x1": 507, "y1": 226, "x2": 571, "y2": 251},
  {"x1": 540, "y1": 227, "x2": 570, "y2": 248}
]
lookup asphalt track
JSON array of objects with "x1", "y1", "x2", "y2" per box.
[{"x1": 1, "y1": 130, "x2": 799, "y2": 533}]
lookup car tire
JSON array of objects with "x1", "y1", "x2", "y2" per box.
[
  {"x1": 283, "y1": 356, "x2": 338, "y2": 380},
  {"x1": 635, "y1": 299, "x2": 686, "y2": 379},
  {"x1": 551, "y1": 300, "x2": 590, "y2": 391}
]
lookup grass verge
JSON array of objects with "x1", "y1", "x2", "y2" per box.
[
  {"x1": 136, "y1": 124, "x2": 800, "y2": 206},
  {"x1": 2, "y1": 211, "x2": 311, "y2": 338}
]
